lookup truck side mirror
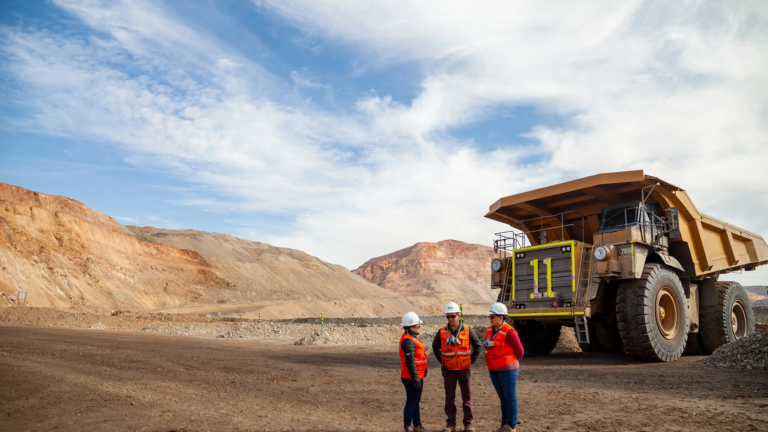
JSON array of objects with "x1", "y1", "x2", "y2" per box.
[{"x1": 666, "y1": 207, "x2": 681, "y2": 238}]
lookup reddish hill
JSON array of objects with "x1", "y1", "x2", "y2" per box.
[{"x1": 353, "y1": 240, "x2": 498, "y2": 313}]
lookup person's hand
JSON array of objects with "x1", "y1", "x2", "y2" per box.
[
  {"x1": 441, "y1": 366, "x2": 447, "y2": 377},
  {"x1": 413, "y1": 380, "x2": 422, "y2": 391}
]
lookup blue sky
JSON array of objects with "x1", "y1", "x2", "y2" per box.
[{"x1": 1, "y1": 0, "x2": 767, "y2": 284}]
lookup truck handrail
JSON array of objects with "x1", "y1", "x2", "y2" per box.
[{"x1": 494, "y1": 211, "x2": 585, "y2": 255}]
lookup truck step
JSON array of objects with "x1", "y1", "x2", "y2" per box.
[{"x1": 574, "y1": 315, "x2": 590, "y2": 344}]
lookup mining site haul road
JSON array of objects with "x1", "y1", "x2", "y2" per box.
[
  {"x1": 486, "y1": 170, "x2": 767, "y2": 362},
  {"x1": 2, "y1": 326, "x2": 768, "y2": 431}
]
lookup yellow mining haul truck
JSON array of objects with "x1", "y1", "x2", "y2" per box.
[{"x1": 486, "y1": 170, "x2": 768, "y2": 362}]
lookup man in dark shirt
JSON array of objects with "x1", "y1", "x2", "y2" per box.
[{"x1": 432, "y1": 302, "x2": 482, "y2": 432}]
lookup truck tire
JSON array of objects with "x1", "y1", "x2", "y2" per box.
[
  {"x1": 698, "y1": 281, "x2": 755, "y2": 354},
  {"x1": 513, "y1": 320, "x2": 561, "y2": 357},
  {"x1": 616, "y1": 263, "x2": 688, "y2": 362},
  {"x1": 574, "y1": 321, "x2": 623, "y2": 353},
  {"x1": 594, "y1": 321, "x2": 624, "y2": 353},
  {"x1": 683, "y1": 332, "x2": 706, "y2": 356}
]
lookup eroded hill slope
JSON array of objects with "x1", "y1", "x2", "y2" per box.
[{"x1": 0, "y1": 183, "x2": 435, "y2": 318}]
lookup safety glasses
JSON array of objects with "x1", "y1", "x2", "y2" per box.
[{"x1": 446, "y1": 314, "x2": 459, "y2": 319}]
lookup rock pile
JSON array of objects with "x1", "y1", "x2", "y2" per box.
[
  {"x1": 553, "y1": 329, "x2": 581, "y2": 353},
  {"x1": 696, "y1": 331, "x2": 768, "y2": 370}
]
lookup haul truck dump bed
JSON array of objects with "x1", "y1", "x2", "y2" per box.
[{"x1": 486, "y1": 170, "x2": 766, "y2": 361}]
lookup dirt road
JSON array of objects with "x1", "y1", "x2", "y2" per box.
[{"x1": 1, "y1": 327, "x2": 766, "y2": 432}]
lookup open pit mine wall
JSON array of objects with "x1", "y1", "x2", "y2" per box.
[
  {"x1": 0, "y1": 183, "x2": 450, "y2": 318},
  {"x1": 0, "y1": 183, "x2": 233, "y2": 312}
]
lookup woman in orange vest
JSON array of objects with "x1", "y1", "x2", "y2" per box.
[
  {"x1": 484, "y1": 302, "x2": 524, "y2": 432},
  {"x1": 399, "y1": 311, "x2": 431, "y2": 432}
]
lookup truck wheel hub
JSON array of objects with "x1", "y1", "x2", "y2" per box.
[
  {"x1": 731, "y1": 301, "x2": 747, "y2": 338},
  {"x1": 656, "y1": 287, "x2": 679, "y2": 339}
]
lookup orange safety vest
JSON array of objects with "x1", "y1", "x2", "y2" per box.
[
  {"x1": 484, "y1": 323, "x2": 518, "y2": 370},
  {"x1": 440, "y1": 325, "x2": 472, "y2": 370},
  {"x1": 399, "y1": 333, "x2": 428, "y2": 380}
]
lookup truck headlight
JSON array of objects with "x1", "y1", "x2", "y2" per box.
[
  {"x1": 492, "y1": 259, "x2": 503, "y2": 272},
  {"x1": 594, "y1": 246, "x2": 609, "y2": 261}
]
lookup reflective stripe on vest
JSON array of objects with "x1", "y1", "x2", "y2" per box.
[
  {"x1": 484, "y1": 323, "x2": 518, "y2": 370},
  {"x1": 399, "y1": 333, "x2": 428, "y2": 379},
  {"x1": 440, "y1": 325, "x2": 472, "y2": 370}
]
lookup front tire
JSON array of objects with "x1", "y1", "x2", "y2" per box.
[
  {"x1": 699, "y1": 281, "x2": 755, "y2": 353},
  {"x1": 514, "y1": 320, "x2": 561, "y2": 356},
  {"x1": 616, "y1": 264, "x2": 688, "y2": 362}
]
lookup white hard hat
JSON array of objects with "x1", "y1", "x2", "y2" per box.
[
  {"x1": 445, "y1": 302, "x2": 461, "y2": 314},
  {"x1": 401, "y1": 311, "x2": 421, "y2": 327},
  {"x1": 488, "y1": 302, "x2": 508, "y2": 315}
]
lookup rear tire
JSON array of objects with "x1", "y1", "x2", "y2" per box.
[
  {"x1": 574, "y1": 320, "x2": 624, "y2": 353},
  {"x1": 514, "y1": 320, "x2": 561, "y2": 356},
  {"x1": 683, "y1": 332, "x2": 706, "y2": 356},
  {"x1": 575, "y1": 325, "x2": 600, "y2": 352},
  {"x1": 616, "y1": 263, "x2": 688, "y2": 362},
  {"x1": 594, "y1": 321, "x2": 624, "y2": 353},
  {"x1": 699, "y1": 281, "x2": 755, "y2": 353}
]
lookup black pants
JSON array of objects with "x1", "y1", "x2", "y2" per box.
[{"x1": 401, "y1": 377, "x2": 423, "y2": 427}]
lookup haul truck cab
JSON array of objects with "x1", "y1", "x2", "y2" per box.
[{"x1": 486, "y1": 170, "x2": 768, "y2": 362}]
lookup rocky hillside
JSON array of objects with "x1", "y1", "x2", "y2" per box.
[
  {"x1": 354, "y1": 240, "x2": 498, "y2": 312},
  {"x1": 0, "y1": 183, "x2": 437, "y2": 318},
  {"x1": 744, "y1": 286, "x2": 768, "y2": 306}
]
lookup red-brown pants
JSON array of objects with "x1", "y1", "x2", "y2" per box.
[{"x1": 444, "y1": 368, "x2": 473, "y2": 427}]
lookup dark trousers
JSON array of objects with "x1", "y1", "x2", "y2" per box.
[
  {"x1": 489, "y1": 368, "x2": 519, "y2": 427},
  {"x1": 444, "y1": 368, "x2": 473, "y2": 427},
  {"x1": 401, "y1": 378, "x2": 423, "y2": 428}
]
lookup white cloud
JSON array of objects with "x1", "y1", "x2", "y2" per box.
[
  {"x1": 114, "y1": 216, "x2": 138, "y2": 223},
  {"x1": 2, "y1": 0, "x2": 768, "y2": 284},
  {"x1": 255, "y1": 0, "x2": 768, "y2": 283}
]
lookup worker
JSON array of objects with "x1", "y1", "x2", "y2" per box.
[
  {"x1": 484, "y1": 302, "x2": 524, "y2": 432},
  {"x1": 432, "y1": 302, "x2": 482, "y2": 432},
  {"x1": 399, "y1": 311, "x2": 431, "y2": 432}
]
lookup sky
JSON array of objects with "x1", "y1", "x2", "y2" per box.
[{"x1": 0, "y1": 0, "x2": 767, "y2": 284}]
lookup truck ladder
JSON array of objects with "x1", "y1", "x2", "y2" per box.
[
  {"x1": 575, "y1": 244, "x2": 594, "y2": 307},
  {"x1": 574, "y1": 315, "x2": 590, "y2": 344},
  {"x1": 500, "y1": 259, "x2": 513, "y2": 304}
]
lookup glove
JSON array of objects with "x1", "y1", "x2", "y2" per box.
[
  {"x1": 441, "y1": 366, "x2": 447, "y2": 377},
  {"x1": 413, "y1": 380, "x2": 422, "y2": 391},
  {"x1": 483, "y1": 340, "x2": 495, "y2": 348}
]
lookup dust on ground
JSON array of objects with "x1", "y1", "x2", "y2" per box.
[{"x1": 2, "y1": 326, "x2": 767, "y2": 432}]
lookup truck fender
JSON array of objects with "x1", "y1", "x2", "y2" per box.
[{"x1": 652, "y1": 253, "x2": 686, "y2": 274}]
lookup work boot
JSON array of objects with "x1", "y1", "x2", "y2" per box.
[
  {"x1": 404, "y1": 427, "x2": 414, "y2": 432},
  {"x1": 414, "y1": 426, "x2": 430, "y2": 432},
  {"x1": 464, "y1": 427, "x2": 475, "y2": 432},
  {"x1": 442, "y1": 427, "x2": 455, "y2": 432}
]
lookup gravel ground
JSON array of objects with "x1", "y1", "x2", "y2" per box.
[
  {"x1": 2, "y1": 307, "x2": 583, "y2": 353},
  {"x1": 695, "y1": 305, "x2": 768, "y2": 370},
  {"x1": 3, "y1": 326, "x2": 767, "y2": 432}
]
